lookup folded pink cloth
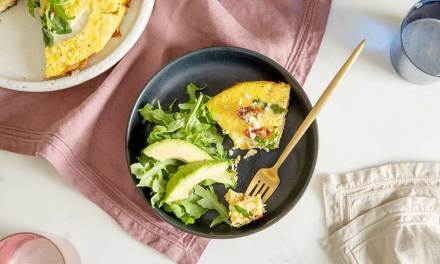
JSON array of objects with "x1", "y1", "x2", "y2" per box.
[{"x1": 0, "y1": 1, "x2": 331, "y2": 263}]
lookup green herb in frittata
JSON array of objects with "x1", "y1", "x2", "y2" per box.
[
  {"x1": 234, "y1": 205, "x2": 252, "y2": 218},
  {"x1": 252, "y1": 99, "x2": 286, "y2": 114},
  {"x1": 270, "y1": 104, "x2": 286, "y2": 114}
]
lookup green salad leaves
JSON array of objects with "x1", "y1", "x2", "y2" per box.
[
  {"x1": 27, "y1": 0, "x2": 74, "y2": 47},
  {"x1": 130, "y1": 84, "x2": 232, "y2": 227},
  {"x1": 194, "y1": 185, "x2": 230, "y2": 227},
  {"x1": 163, "y1": 191, "x2": 208, "y2": 225},
  {"x1": 130, "y1": 156, "x2": 179, "y2": 207},
  {"x1": 27, "y1": 0, "x2": 40, "y2": 16},
  {"x1": 139, "y1": 83, "x2": 226, "y2": 160}
]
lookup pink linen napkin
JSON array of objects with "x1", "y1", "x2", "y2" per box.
[{"x1": 0, "y1": 1, "x2": 331, "y2": 263}]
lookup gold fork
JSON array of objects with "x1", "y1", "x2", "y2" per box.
[{"x1": 245, "y1": 39, "x2": 366, "y2": 202}]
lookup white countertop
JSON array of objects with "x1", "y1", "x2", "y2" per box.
[{"x1": 1, "y1": 0, "x2": 439, "y2": 263}]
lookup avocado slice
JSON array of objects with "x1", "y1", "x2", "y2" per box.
[
  {"x1": 143, "y1": 139, "x2": 213, "y2": 163},
  {"x1": 164, "y1": 160, "x2": 236, "y2": 203}
]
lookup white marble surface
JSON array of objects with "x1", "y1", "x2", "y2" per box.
[{"x1": 1, "y1": 0, "x2": 439, "y2": 263}]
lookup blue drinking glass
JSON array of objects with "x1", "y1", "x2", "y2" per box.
[{"x1": 390, "y1": 0, "x2": 440, "y2": 84}]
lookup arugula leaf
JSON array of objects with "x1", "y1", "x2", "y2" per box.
[
  {"x1": 51, "y1": 16, "x2": 72, "y2": 34},
  {"x1": 163, "y1": 189, "x2": 208, "y2": 225},
  {"x1": 28, "y1": 0, "x2": 75, "y2": 47},
  {"x1": 27, "y1": 0, "x2": 40, "y2": 17},
  {"x1": 178, "y1": 191, "x2": 208, "y2": 218},
  {"x1": 131, "y1": 158, "x2": 177, "y2": 186},
  {"x1": 139, "y1": 104, "x2": 175, "y2": 125},
  {"x1": 42, "y1": 26, "x2": 54, "y2": 47},
  {"x1": 210, "y1": 215, "x2": 229, "y2": 227},
  {"x1": 131, "y1": 156, "x2": 219, "y2": 224},
  {"x1": 179, "y1": 200, "x2": 207, "y2": 218},
  {"x1": 164, "y1": 203, "x2": 196, "y2": 225},
  {"x1": 234, "y1": 205, "x2": 252, "y2": 218},
  {"x1": 193, "y1": 185, "x2": 230, "y2": 227},
  {"x1": 185, "y1": 95, "x2": 204, "y2": 132},
  {"x1": 138, "y1": 83, "x2": 226, "y2": 160},
  {"x1": 186, "y1": 83, "x2": 205, "y2": 103},
  {"x1": 130, "y1": 157, "x2": 179, "y2": 207}
]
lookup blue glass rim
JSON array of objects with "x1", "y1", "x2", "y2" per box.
[{"x1": 399, "y1": 0, "x2": 440, "y2": 77}]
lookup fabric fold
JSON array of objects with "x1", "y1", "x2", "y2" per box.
[
  {"x1": 322, "y1": 162, "x2": 440, "y2": 264},
  {"x1": 322, "y1": 162, "x2": 440, "y2": 234},
  {"x1": 323, "y1": 196, "x2": 440, "y2": 264}
]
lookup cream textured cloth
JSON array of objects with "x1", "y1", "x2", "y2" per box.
[{"x1": 321, "y1": 163, "x2": 440, "y2": 264}]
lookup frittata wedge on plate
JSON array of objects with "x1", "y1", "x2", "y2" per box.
[
  {"x1": 207, "y1": 81, "x2": 291, "y2": 151},
  {"x1": 42, "y1": 0, "x2": 129, "y2": 78}
]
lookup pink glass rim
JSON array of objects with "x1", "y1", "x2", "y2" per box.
[{"x1": 0, "y1": 232, "x2": 66, "y2": 264}]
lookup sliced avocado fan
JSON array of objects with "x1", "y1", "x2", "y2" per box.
[
  {"x1": 164, "y1": 160, "x2": 237, "y2": 203},
  {"x1": 143, "y1": 139, "x2": 213, "y2": 163}
]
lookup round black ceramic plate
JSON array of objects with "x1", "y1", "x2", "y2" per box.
[{"x1": 126, "y1": 46, "x2": 318, "y2": 238}]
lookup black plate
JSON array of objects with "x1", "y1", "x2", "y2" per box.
[{"x1": 126, "y1": 46, "x2": 318, "y2": 238}]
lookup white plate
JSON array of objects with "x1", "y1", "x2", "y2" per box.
[{"x1": 0, "y1": 0, "x2": 155, "y2": 92}]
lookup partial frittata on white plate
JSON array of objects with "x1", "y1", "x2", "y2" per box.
[
  {"x1": 0, "y1": 0, "x2": 130, "y2": 78},
  {"x1": 40, "y1": 0, "x2": 129, "y2": 78}
]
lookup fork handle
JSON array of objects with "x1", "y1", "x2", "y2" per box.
[{"x1": 273, "y1": 39, "x2": 366, "y2": 170}]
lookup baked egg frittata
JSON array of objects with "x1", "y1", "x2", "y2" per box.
[
  {"x1": 207, "y1": 81, "x2": 290, "y2": 150},
  {"x1": 1, "y1": 0, "x2": 129, "y2": 78},
  {"x1": 225, "y1": 189, "x2": 266, "y2": 227},
  {"x1": 44, "y1": 0, "x2": 129, "y2": 78}
]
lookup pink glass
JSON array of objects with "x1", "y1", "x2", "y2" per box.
[{"x1": 0, "y1": 233, "x2": 80, "y2": 264}]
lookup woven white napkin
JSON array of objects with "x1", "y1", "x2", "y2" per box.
[{"x1": 321, "y1": 162, "x2": 440, "y2": 264}]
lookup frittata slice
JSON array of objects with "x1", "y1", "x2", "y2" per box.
[
  {"x1": 44, "y1": 0, "x2": 128, "y2": 78},
  {"x1": 225, "y1": 189, "x2": 265, "y2": 227},
  {"x1": 207, "y1": 81, "x2": 290, "y2": 150}
]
